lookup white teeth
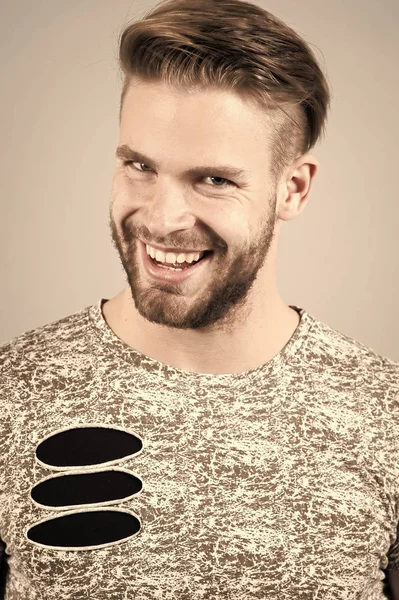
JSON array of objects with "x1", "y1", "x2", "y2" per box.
[{"x1": 146, "y1": 245, "x2": 204, "y2": 264}]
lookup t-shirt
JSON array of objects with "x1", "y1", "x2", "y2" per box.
[{"x1": 1, "y1": 299, "x2": 399, "y2": 600}]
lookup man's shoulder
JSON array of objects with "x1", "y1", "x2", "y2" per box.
[
  {"x1": 308, "y1": 313, "x2": 399, "y2": 391},
  {"x1": 0, "y1": 303, "x2": 92, "y2": 379}
]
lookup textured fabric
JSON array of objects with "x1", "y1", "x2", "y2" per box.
[{"x1": 1, "y1": 298, "x2": 399, "y2": 599}]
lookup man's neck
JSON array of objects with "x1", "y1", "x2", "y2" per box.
[{"x1": 102, "y1": 292, "x2": 300, "y2": 375}]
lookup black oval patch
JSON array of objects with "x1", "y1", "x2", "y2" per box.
[
  {"x1": 26, "y1": 509, "x2": 141, "y2": 548},
  {"x1": 31, "y1": 468, "x2": 143, "y2": 507},
  {"x1": 36, "y1": 426, "x2": 143, "y2": 468}
]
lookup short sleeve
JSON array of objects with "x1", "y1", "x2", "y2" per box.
[{"x1": 0, "y1": 342, "x2": 14, "y2": 598}]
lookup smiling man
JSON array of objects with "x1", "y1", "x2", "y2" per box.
[
  {"x1": 1, "y1": 0, "x2": 399, "y2": 599},
  {"x1": 104, "y1": 79, "x2": 315, "y2": 375}
]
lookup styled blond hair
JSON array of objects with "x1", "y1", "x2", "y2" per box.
[{"x1": 117, "y1": 0, "x2": 332, "y2": 186}]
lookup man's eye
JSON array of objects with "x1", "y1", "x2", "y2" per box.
[{"x1": 123, "y1": 161, "x2": 235, "y2": 189}]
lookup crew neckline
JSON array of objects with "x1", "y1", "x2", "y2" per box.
[{"x1": 87, "y1": 298, "x2": 315, "y2": 382}]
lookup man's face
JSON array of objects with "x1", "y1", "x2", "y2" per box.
[{"x1": 109, "y1": 79, "x2": 282, "y2": 332}]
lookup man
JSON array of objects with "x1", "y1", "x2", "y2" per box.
[
  {"x1": 1, "y1": 75, "x2": 399, "y2": 599},
  {"x1": 1, "y1": 25, "x2": 399, "y2": 600}
]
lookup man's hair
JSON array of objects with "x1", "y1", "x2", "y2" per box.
[{"x1": 117, "y1": 0, "x2": 332, "y2": 186}]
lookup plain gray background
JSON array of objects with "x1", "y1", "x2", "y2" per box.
[{"x1": 1, "y1": 0, "x2": 398, "y2": 361}]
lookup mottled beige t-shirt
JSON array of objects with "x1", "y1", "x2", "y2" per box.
[{"x1": 1, "y1": 299, "x2": 399, "y2": 600}]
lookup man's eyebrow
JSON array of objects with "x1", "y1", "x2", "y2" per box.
[{"x1": 115, "y1": 144, "x2": 249, "y2": 181}]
